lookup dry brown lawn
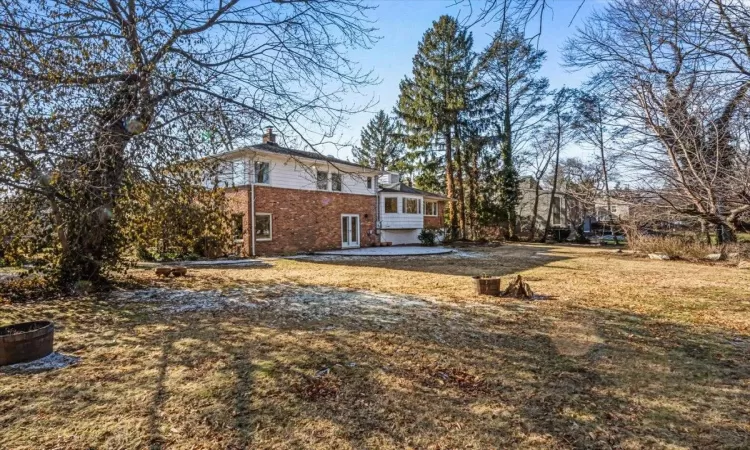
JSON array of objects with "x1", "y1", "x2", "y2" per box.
[{"x1": 1, "y1": 243, "x2": 749, "y2": 449}]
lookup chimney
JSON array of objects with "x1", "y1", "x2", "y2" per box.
[{"x1": 262, "y1": 127, "x2": 276, "y2": 145}]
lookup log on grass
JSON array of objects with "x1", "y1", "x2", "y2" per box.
[{"x1": 503, "y1": 275, "x2": 534, "y2": 299}]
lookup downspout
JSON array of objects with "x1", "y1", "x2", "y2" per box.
[{"x1": 251, "y1": 183, "x2": 256, "y2": 257}]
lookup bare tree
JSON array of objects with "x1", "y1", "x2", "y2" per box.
[
  {"x1": 540, "y1": 88, "x2": 574, "y2": 243},
  {"x1": 571, "y1": 90, "x2": 625, "y2": 240},
  {"x1": 565, "y1": 0, "x2": 750, "y2": 243},
  {"x1": 479, "y1": 26, "x2": 548, "y2": 239},
  {"x1": 523, "y1": 134, "x2": 555, "y2": 240},
  {"x1": 0, "y1": 0, "x2": 377, "y2": 285}
]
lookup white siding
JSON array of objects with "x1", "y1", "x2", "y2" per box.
[
  {"x1": 379, "y1": 172, "x2": 400, "y2": 184},
  {"x1": 215, "y1": 151, "x2": 379, "y2": 196},
  {"x1": 380, "y1": 229, "x2": 421, "y2": 245},
  {"x1": 379, "y1": 193, "x2": 423, "y2": 229}
]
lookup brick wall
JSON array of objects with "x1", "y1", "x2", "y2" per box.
[
  {"x1": 226, "y1": 186, "x2": 378, "y2": 256},
  {"x1": 225, "y1": 188, "x2": 251, "y2": 255},
  {"x1": 423, "y1": 200, "x2": 447, "y2": 229}
]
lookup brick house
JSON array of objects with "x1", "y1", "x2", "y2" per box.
[{"x1": 212, "y1": 128, "x2": 448, "y2": 256}]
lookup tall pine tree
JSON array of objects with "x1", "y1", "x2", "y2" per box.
[
  {"x1": 397, "y1": 15, "x2": 478, "y2": 239},
  {"x1": 480, "y1": 27, "x2": 548, "y2": 239},
  {"x1": 353, "y1": 110, "x2": 404, "y2": 170}
]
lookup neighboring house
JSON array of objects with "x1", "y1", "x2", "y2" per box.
[
  {"x1": 593, "y1": 198, "x2": 630, "y2": 222},
  {"x1": 517, "y1": 177, "x2": 633, "y2": 237},
  {"x1": 583, "y1": 198, "x2": 631, "y2": 234},
  {"x1": 211, "y1": 128, "x2": 447, "y2": 256},
  {"x1": 517, "y1": 177, "x2": 571, "y2": 233}
]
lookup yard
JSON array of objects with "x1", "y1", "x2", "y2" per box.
[{"x1": 1, "y1": 244, "x2": 749, "y2": 449}]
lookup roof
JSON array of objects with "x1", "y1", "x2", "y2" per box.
[
  {"x1": 226, "y1": 143, "x2": 376, "y2": 171},
  {"x1": 379, "y1": 183, "x2": 449, "y2": 200}
]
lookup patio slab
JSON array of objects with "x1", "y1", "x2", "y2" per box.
[{"x1": 315, "y1": 246, "x2": 453, "y2": 257}]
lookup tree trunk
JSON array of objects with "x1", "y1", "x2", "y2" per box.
[
  {"x1": 454, "y1": 128, "x2": 466, "y2": 239},
  {"x1": 502, "y1": 93, "x2": 517, "y2": 240},
  {"x1": 542, "y1": 113, "x2": 562, "y2": 243},
  {"x1": 597, "y1": 100, "x2": 616, "y2": 244},
  {"x1": 468, "y1": 143, "x2": 479, "y2": 240},
  {"x1": 445, "y1": 130, "x2": 458, "y2": 240},
  {"x1": 529, "y1": 180, "x2": 541, "y2": 241},
  {"x1": 58, "y1": 81, "x2": 137, "y2": 285}
]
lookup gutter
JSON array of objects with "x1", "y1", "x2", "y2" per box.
[{"x1": 251, "y1": 183, "x2": 256, "y2": 257}]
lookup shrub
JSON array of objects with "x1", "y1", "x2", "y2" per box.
[
  {"x1": 418, "y1": 228, "x2": 437, "y2": 246},
  {"x1": 0, "y1": 275, "x2": 59, "y2": 303},
  {"x1": 629, "y1": 234, "x2": 748, "y2": 260}
]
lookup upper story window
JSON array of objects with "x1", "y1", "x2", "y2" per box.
[
  {"x1": 316, "y1": 171, "x2": 329, "y2": 190},
  {"x1": 217, "y1": 159, "x2": 246, "y2": 187},
  {"x1": 403, "y1": 198, "x2": 421, "y2": 214},
  {"x1": 366, "y1": 176, "x2": 373, "y2": 189},
  {"x1": 425, "y1": 201, "x2": 438, "y2": 216},
  {"x1": 331, "y1": 173, "x2": 342, "y2": 192},
  {"x1": 255, "y1": 161, "x2": 270, "y2": 184},
  {"x1": 384, "y1": 197, "x2": 398, "y2": 213}
]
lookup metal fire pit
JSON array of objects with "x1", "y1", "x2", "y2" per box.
[{"x1": 0, "y1": 320, "x2": 54, "y2": 366}]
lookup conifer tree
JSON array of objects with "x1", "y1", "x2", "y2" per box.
[
  {"x1": 480, "y1": 27, "x2": 548, "y2": 239},
  {"x1": 353, "y1": 110, "x2": 404, "y2": 170},
  {"x1": 397, "y1": 15, "x2": 479, "y2": 239}
]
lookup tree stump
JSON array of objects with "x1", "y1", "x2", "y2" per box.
[{"x1": 503, "y1": 275, "x2": 534, "y2": 299}]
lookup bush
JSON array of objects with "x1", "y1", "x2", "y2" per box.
[
  {"x1": 0, "y1": 275, "x2": 59, "y2": 303},
  {"x1": 629, "y1": 234, "x2": 748, "y2": 260},
  {"x1": 418, "y1": 228, "x2": 437, "y2": 246},
  {"x1": 136, "y1": 246, "x2": 155, "y2": 262}
]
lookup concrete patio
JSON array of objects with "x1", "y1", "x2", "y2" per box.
[{"x1": 315, "y1": 246, "x2": 453, "y2": 256}]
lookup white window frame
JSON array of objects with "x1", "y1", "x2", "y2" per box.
[
  {"x1": 366, "y1": 176, "x2": 373, "y2": 190},
  {"x1": 384, "y1": 197, "x2": 398, "y2": 214},
  {"x1": 403, "y1": 197, "x2": 421, "y2": 215},
  {"x1": 425, "y1": 201, "x2": 438, "y2": 217},
  {"x1": 254, "y1": 213, "x2": 272, "y2": 241},
  {"x1": 331, "y1": 172, "x2": 342, "y2": 192},
  {"x1": 216, "y1": 160, "x2": 234, "y2": 187},
  {"x1": 316, "y1": 170, "x2": 329, "y2": 190},
  {"x1": 254, "y1": 160, "x2": 270, "y2": 185}
]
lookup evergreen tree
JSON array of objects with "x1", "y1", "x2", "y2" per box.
[
  {"x1": 353, "y1": 110, "x2": 404, "y2": 170},
  {"x1": 397, "y1": 15, "x2": 479, "y2": 239},
  {"x1": 480, "y1": 27, "x2": 548, "y2": 239}
]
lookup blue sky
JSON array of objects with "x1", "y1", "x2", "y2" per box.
[{"x1": 329, "y1": 0, "x2": 604, "y2": 161}]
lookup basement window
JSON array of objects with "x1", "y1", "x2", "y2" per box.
[
  {"x1": 384, "y1": 197, "x2": 398, "y2": 213},
  {"x1": 316, "y1": 171, "x2": 329, "y2": 190},
  {"x1": 255, "y1": 213, "x2": 272, "y2": 241}
]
